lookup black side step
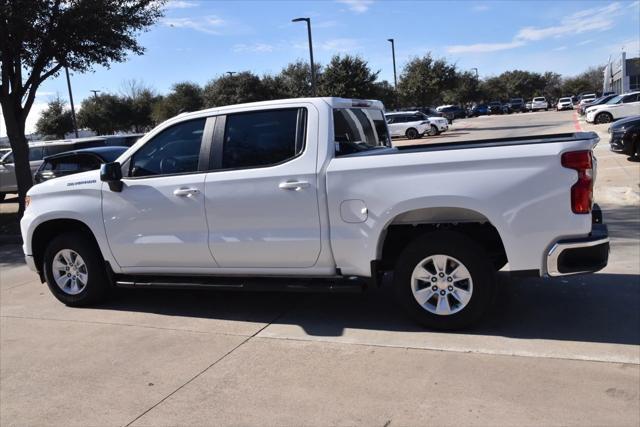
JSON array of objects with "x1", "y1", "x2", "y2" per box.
[{"x1": 114, "y1": 275, "x2": 366, "y2": 293}]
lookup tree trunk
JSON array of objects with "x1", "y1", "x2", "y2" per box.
[{"x1": 1, "y1": 101, "x2": 33, "y2": 216}]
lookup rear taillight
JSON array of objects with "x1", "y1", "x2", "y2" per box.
[{"x1": 561, "y1": 150, "x2": 593, "y2": 214}]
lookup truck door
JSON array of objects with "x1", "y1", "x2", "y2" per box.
[
  {"x1": 204, "y1": 106, "x2": 321, "y2": 268},
  {"x1": 102, "y1": 117, "x2": 215, "y2": 268}
]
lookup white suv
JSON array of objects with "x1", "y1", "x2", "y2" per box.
[
  {"x1": 557, "y1": 97, "x2": 573, "y2": 111},
  {"x1": 586, "y1": 92, "x2": 640, "y2": 124},
  {"x1": 385, "y1": 112, "x2": 431, "y2": 139},
  {"x1": 530, "y1": 97, "x2": 549, "y2": 112}
]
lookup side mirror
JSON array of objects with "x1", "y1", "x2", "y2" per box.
[{"x1": 100, "y1": 162, "x2": 123, "y2": 192}]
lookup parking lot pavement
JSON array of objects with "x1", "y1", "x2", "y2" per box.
[{"x1": 1, "y1": 110, "x2": 639, "y2": 426}]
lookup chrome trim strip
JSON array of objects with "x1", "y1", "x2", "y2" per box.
[{"x1": 546, "y1": 236, "x2": 610, "y2": 277}]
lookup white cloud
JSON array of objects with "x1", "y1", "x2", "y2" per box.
[
  {"x1": 164, "y1": 0, "x2": 198, "y2": 9},
  {"x1": 336, "y1": 0, "x2": 373, "y2": 13},
  {"x1": 321, "y1": 38, "x2": 362, "y2": 52},
  {"x1": 162, "y1": 15, "x2": 225, "y2": 34},
  {"x1": 515, "y1": 2, "x2": 622, "y2": 41},
  {"x1": 553, "y1": 46, "x2": 568, "y2": 51},
  {"x1": 314, "y1": 20, "x2": 338, "y2": 29},
  {"x1": 577, "y1": 39, "x2": 594, "y2": 46},
  {"x1": 232, "y1": 43, "x2": 274, "y2": 53},
  {"x1": 447, "y1": 40, "x2": 525, "y2": 53}
]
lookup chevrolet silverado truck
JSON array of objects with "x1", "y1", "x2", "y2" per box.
[{"x1": 20, "y1": 97, "x2": 609, "y2": 329}]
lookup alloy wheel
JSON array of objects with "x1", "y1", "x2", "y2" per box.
[{"x1": 410, "y1": 254, "x2": 473, "y2": 316}]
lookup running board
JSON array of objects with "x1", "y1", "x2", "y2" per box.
[{"x1": 114, "y1": 275, "x2": 366, "y2": 293}]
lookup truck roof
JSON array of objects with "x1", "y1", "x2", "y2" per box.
[{"x1": 173, "y1": 97, "x2": 385, "y2": 122}]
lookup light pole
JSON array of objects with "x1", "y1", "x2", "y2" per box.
[
  {"x1": 64, "y1": 67, "x2": 79, "y2": 138},
  {"x1": 471, "y1": 67, "x2": 479, "y2": 78},
  {"x1": 387, "y1": 38, "x2": 398, "y2": 89},
  {"x1": 388, "y1": 38, "x2": 398, "y2": 107},
  {"x1": 226, "y1": 71, "x2": 236, "y2": 77},
  {"x1": 90, "y1": 90, "x2": 101, "y2": 98},
  {"x1": 292, "y1": 17, "x2": 316, "y2": 96}
]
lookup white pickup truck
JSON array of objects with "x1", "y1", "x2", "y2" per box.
[{"x1": 20, "y1": 97, "x2": 609, "y2": 329}]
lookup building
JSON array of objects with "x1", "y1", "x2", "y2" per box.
[{"x1": 603, "y1": 52, "x2": 640, "y2": 94}]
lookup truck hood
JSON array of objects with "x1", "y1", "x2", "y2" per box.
[{"x1": 28, "y1": 169, "x2": 101, "y2": 196}]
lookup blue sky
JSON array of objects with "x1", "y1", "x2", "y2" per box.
[{"x1": 5, "y1": 0, "x2": 640, "y2": 136}]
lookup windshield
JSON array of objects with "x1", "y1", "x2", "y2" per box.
[
  {"x1": 559, "y1": 98, "x2": 571, "y2": 102},
  {"x1": 510, "y1": 99, "x2": 523, "y2": 103},
  {"x1": 533, "y1": 97, "x2": 545, "y2": 102},
  {"x1": 334, "y1": 108, "x2": 390, "y2": 156},
  {"x1": 1, "y1": 151, "x2": 13, "y2": 163}
]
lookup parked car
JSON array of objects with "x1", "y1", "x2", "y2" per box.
[
  {"x1": 586, "y1": 91, "x2": 640, "y2": 124},
  {"x1": 578, "y1": 94, "x2": 618, "y2": 115},
  {"x1": 488, "y1": 101, "x2": 504, "y2": 115},
  {"x1": 509, "y1": 98, "x2": 526, "y2": 113},
  {"x1": 530, "y1": 97, "x2": 549, "y2": 111},
  {"x1": 579, "y1": 93, "x2": 597, "y2": 106},
  {"x1": 525, "y1": 101, "x2": 533, "y2": 111},
  {"x1": 438, "y1": 105, "x2": 467, "y2": 119},
  {"x1": 557, "y1": 97, "x2": 574, "y2": 111},
  {"x1": 21, "y1": 97, "x2": 609, "y2": 330},
  {"x1": 608, "y1": 115, "x2": 640, "y2": 158},
  {"x1": 469, "y1": 104, "x2": 489, "y2": 117},
  {"x1": 0, "y1": 139, "x2": 105, "y2": 201},
  {"x1": 501, "y1": 102, "x2": 513, "y2": 114},
  {"x1": 385, "y1": 112, "x2": 431, "y2": 139},
  {"x1": 34, "y1": 146, "x2": 128, "y2": 184},
  {"x1": 104, "y1": 134, "x2": 144, "y2": 147}
]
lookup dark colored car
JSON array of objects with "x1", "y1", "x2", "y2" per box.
[
  {"x1": 578, "y1": 94, "x2": 617, "y2": 115},
  {"x1": 34, "y1": 146, "x2": 128, "y2": 184},
  {"x1": 105, "y1": 133, "x2": 144, "y2": 147},
  {"x1": 469, "y1": 104, "x2": 489, "y2": 117},
  {"x1": 438, "y1": 105, "x2": 467, "y2": 119},
  {"x1": 609, "y1": 115, "x2": 640, "y2": 159},
  {"x1": 488, "y1": 101, "x2": 503, "y2": 115},
  {"x1": 509, "y1": 98, "x2": 526, "y2": 113}
]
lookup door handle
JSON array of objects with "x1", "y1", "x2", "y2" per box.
[
  {"x1": 278, "y1": 180, "x2": 310, "y2": 191},
  {"x1": 173, "y1": 187, "x2": 200, "y2": 197}
]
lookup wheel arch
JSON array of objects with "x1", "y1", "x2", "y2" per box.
[
  {"x1": 376, "y1": 206, "x2": 508, "y2": 272},
  {"x1": 31, "y1": 219, "x2": 104, "y2": 276}
]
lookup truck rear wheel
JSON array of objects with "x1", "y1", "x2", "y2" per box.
[
  {"x1": 393, "y1": 231, "x2": 495, "y2": 330},
  {"x1": 43, "y1": 232, "x2": 110, "y2": 306}
]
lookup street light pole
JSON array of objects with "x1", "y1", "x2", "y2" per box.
[
  {"x1": 471, "y1": 67, "x2": 479, "y2": 78},
  {"x1": 226, "y1": 71, "x2": 236, "y2": 77},
  {"x1": 387, "y1": 38, "x2": 397, "y2": 89},
  {"x1": 90, "y1": 90, "x2": 101, "y2": 98},
  {"x1": 292, "y1": 17, "x2": 316, "y2": 97},
  {"x1": 64, "y1": 66, "x2": 79, "y2": 138}
]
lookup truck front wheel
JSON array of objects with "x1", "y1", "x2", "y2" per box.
[
  {"x1": 394, "y1": 231, "x2": 495, "y2": 330},
  {"x1": 43, "y1": 232, "x2": 110, "y2": 306}
]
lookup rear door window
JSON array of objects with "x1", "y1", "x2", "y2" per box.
[{"x1": 222, "y1": 108, "x2": 305, "y2": 169}]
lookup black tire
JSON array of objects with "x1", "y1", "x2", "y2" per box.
[
  {"x1": 0, "y1": 193, "x2": 5, "y2": 202},
  {"x1": 634, "y1": 140, "x2": 640, "y2": 160},
  {"x1": 595, "y1": 112, "x2": 613, "y2": 124},
  {"x1": 43, "y1": 232, "x2": 110, "y2": 306},
  {"x1": 393, "y1": 231, "x2": 496, "y2": 330},
  {"x1": 405, "y1": 128, "x2": 419, "y2": 139},
  {"x1": 428, "y1": 125, "x2": 440, "y2": 136}
]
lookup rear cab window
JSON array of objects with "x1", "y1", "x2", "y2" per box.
[{"x1": 333, "y1": 108, "x2": 390, "y2": 156}]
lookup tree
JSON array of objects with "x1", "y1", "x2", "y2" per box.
[
  {"x1": 0, "y1": 0, "x2": 164, "y2": 213},
  {"x1": 319, "y1": 55, "x2": 379, "y2": 99},
  {"x1": 372, "y1": 80, "x2": 398, "y2": 110},
  {"x1": 152, "y1": 81, "x2": 203, "y2": 122},
  {"x1": 77, "y1": 93, "x2": 132, "y2": 135},
  {"x1": 443, "y1": 71, "x2": 479, "y2": 105},
  {"x1": 398, "y1": 54, "x2": 458, "y2": 107},
  {"x1": 35, "y1": 97, "x2": 73, "y2": 139},
  {"x1": 203, "y1": 72, "x2": 266, "y2": 108}
]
